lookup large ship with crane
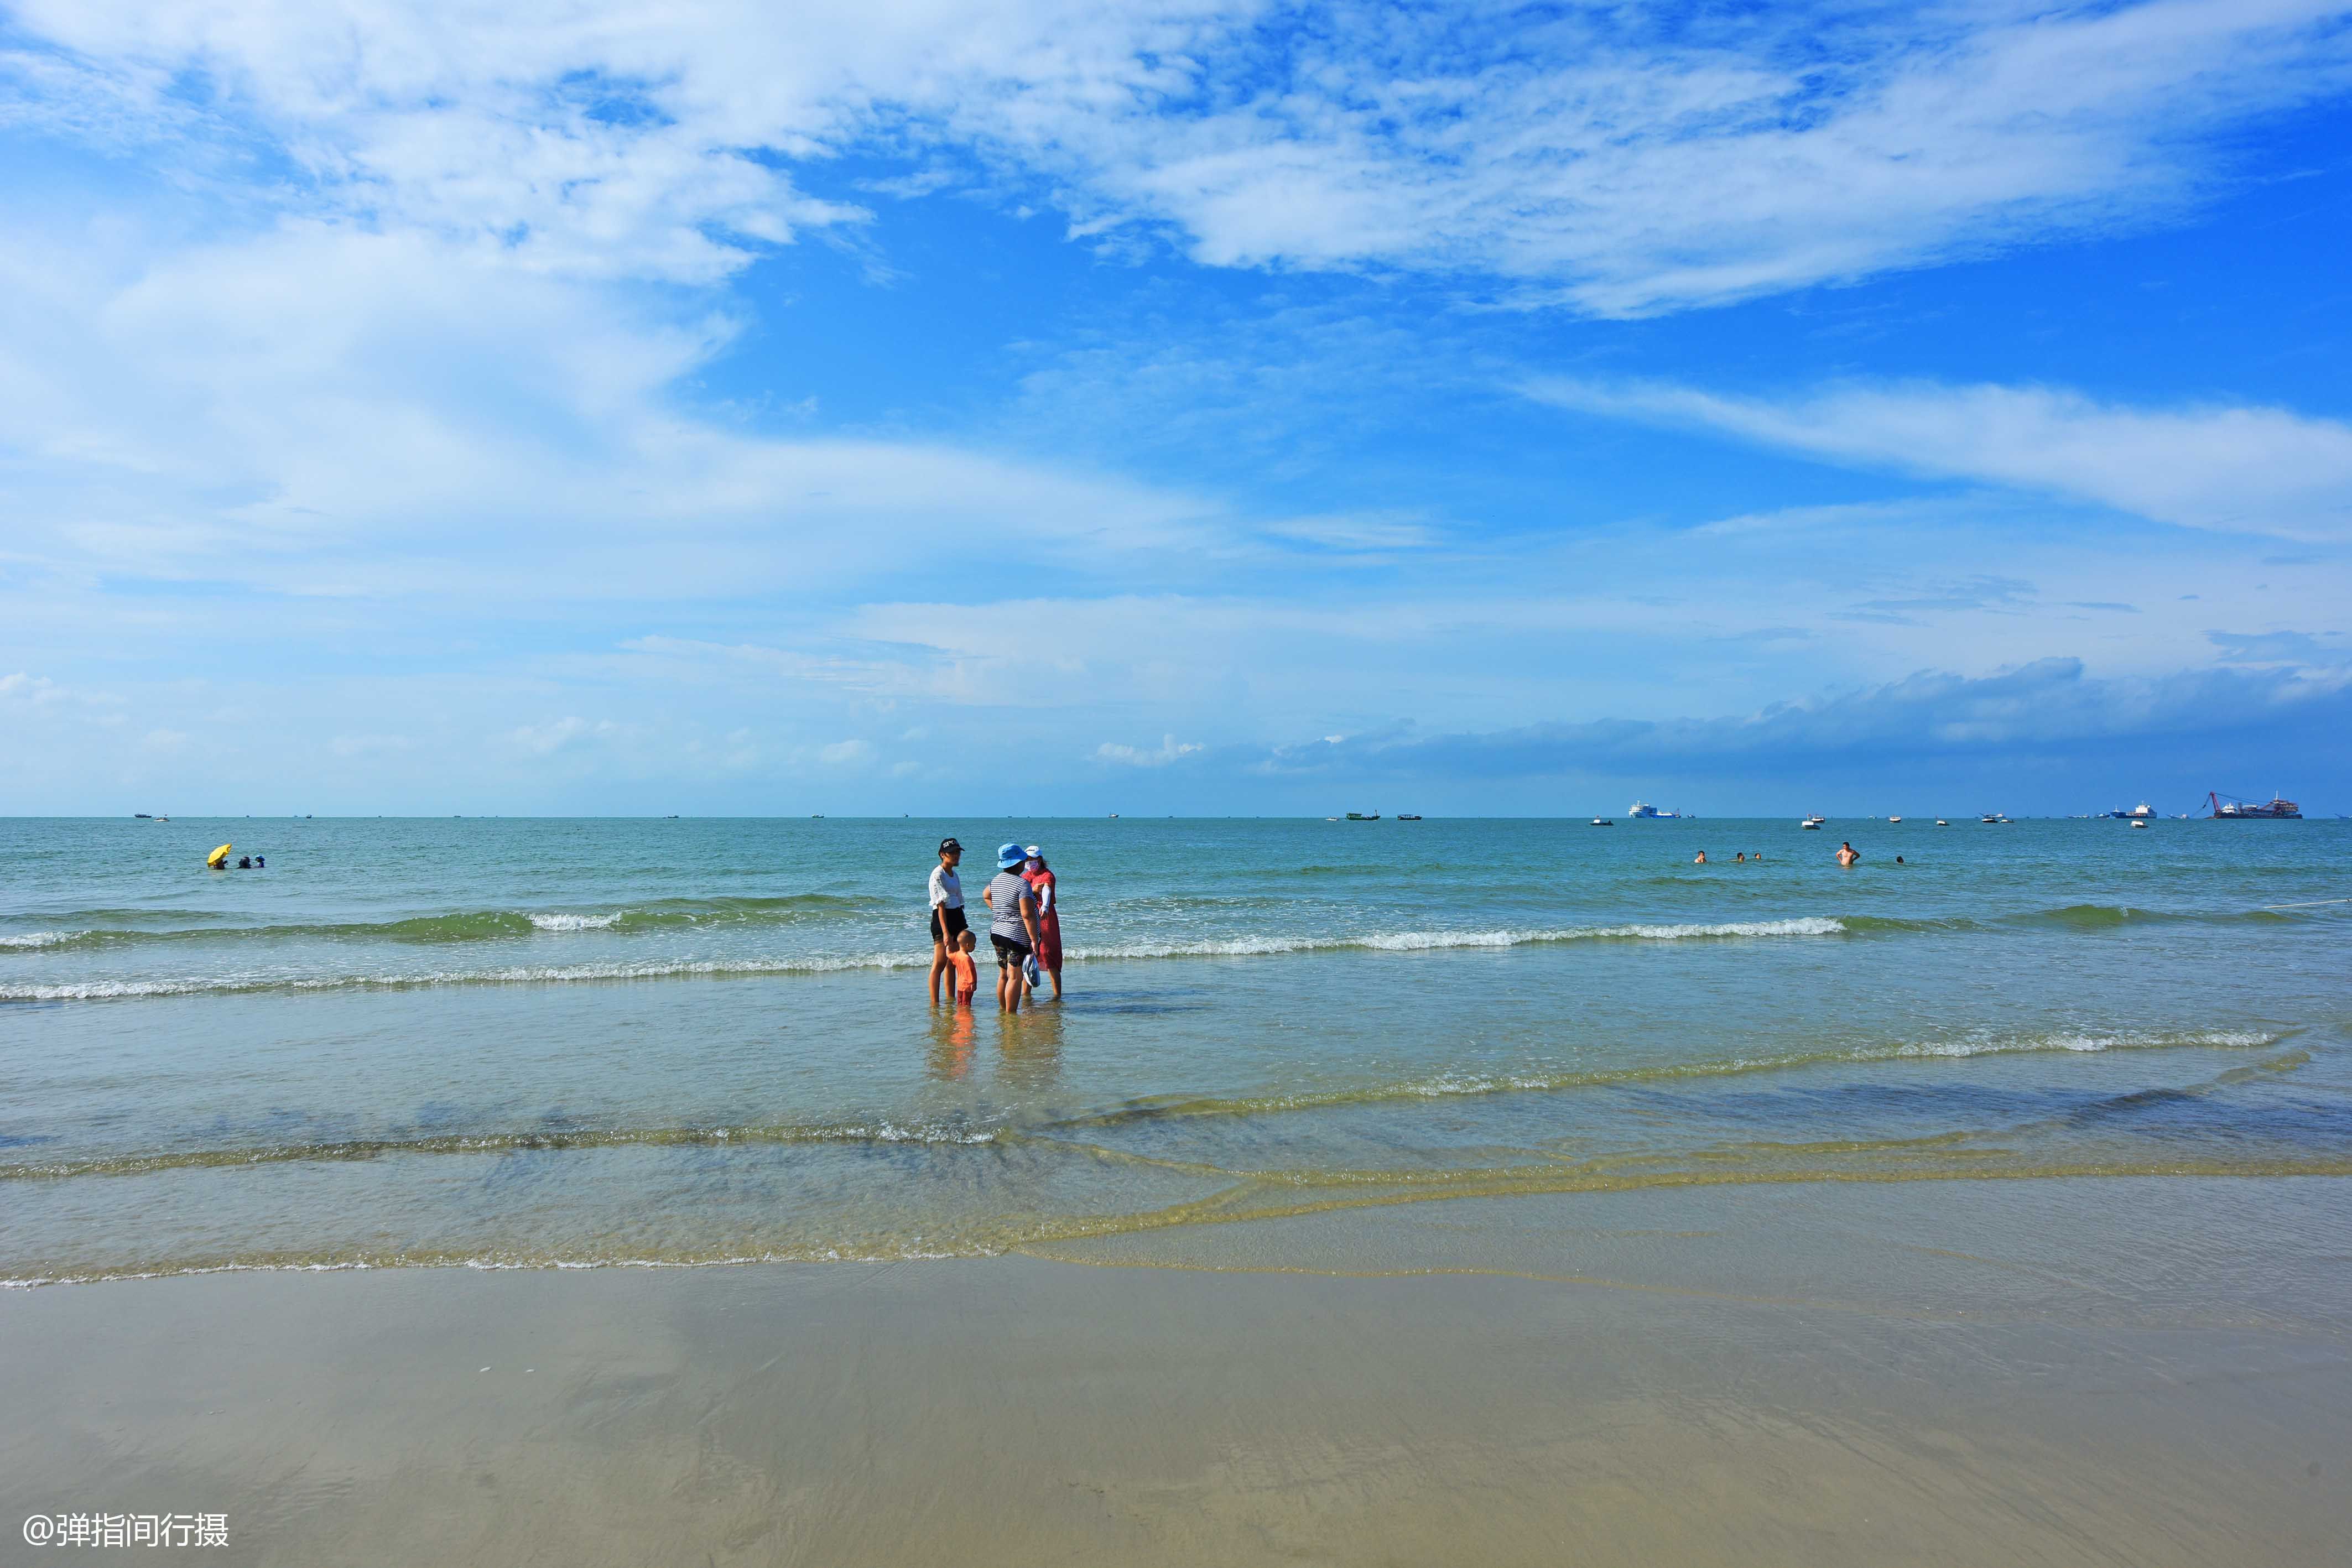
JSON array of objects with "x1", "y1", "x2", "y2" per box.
[{"x1": 2208, "y1": 791, "x2": 2301, "y2": 819}]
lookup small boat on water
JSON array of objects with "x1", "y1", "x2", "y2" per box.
[
  {"x1": 2130, "y1": 819, "x2": 2150, "y2": 829},
  {"x1": 1888, "y1": 816, "x2": 1902, "y2": 824},
  {"x1": 1934, "y1": 819, "x2": 1949, "y2": 826},
  {"x1": 1799, "y1": 814, "x2": 1825, "y2": 829},
  {"x1": 2209, "y1": 791, "x2": 2301, "y2": 820},
  {"x1": 1591, "y1": 818, "x2": 1614, "y2": 826},
  {"x1": 1397, "y1": 814, "x2": 1422, "y2": 821}
]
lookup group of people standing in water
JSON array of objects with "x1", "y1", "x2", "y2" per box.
[{"x1": 926, "y1": 837, "x2": 1063, "y2": 1013}]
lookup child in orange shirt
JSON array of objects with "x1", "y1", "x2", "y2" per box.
[{"x1": 949, "y1": 930, "x2": 980, "y2": 1006}]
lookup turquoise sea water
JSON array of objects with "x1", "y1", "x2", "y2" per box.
[{"x1": 2, "y1": 815, "x2": 2348, "y2": 1284}]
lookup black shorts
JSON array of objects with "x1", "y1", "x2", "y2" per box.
[
  {"x1": 930, "y1": 905, "x2": 969, "y2": 944},
  {"x1": 991, "y1": 933, "x2": 1031, "y2": 968}
]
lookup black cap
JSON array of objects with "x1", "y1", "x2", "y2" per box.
[{"x1": 939, "y1": 837, "x2": 962, "y2": 854}]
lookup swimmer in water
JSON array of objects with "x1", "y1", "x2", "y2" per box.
[
  {"x1": 1734, "y1": 852, "x2": 1745, "y2": 863},
  {"x1": 1895, "y1": 855, "x2": 1905, "y2": 864},
  {"x1": 1835, "y1": 841, "x2": 1860, "y2": 867},
  {"x1": 1693, "y1": 850, "x2": 1708, "y2": 864}
]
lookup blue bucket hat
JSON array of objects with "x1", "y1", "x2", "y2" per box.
[{"x1": 996, "y1": 841, "x2": 1027, "y2": 869}]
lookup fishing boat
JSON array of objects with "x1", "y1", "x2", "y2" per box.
[
  {"x1": 1591, "y1": 818, "x2": 1614, "y2": 826},
  {"x1": 1628, "y1": 801, "x2": 1680, "y2": 819},
  {"x1": 1397, "y1": 814, "x2": 1422, "y2": 821},
  {"x1": 2208, "y1": 791, "x2": 2301, "y2": 820},
  {"x1": 134, "y1": 812, "x2": 151, "y2": 819},
  {"x1": 1346, "y1": 812, "x2": 1381, "y2": 821}
]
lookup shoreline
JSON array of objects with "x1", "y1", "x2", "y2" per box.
[{"x1": 9, "y1": 1180, "x2": 2347, "y2": 1565}]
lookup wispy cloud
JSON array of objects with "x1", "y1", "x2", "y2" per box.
[
  {"x1": 1228, "y1": 657, "x2": 2352, "y2": 783},
  {"x1": 1527, "y1": 377, "x2": 2352, "y2": 540},
  {"x1": 1095, "y1": 734, "x2": 1205, "y2": 767},
  {"x1": 11, "y1": 0, "x2": 2349, "y2": 309}
]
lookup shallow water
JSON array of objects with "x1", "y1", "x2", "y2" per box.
[{"x1": 3, "y1": 814, "x2": 2347, "y2": 1283}]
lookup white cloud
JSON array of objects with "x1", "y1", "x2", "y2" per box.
[
  {"x1": 0, "y1": 219, "x2": 1227, "y2": 597},
  {"x1": 511, "y1": 716, "x2": 612, "y2": 754},
  {"x1": 817, "y1": 738, "x2": 872, "y2": 764},
  {"x1": 8, "y1": 0, "x2": 2348, "y2": 310},
  {"x1": 1095, "y1": 733, "x2": 1204, "y2": 767},
  {"x1": 1528, "y1": 377, "x2": 2352, "y2": 541}
]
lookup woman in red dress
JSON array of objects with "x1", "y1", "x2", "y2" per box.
[{"x1": 1021, "y1": 846, "x2": 1063, "y2": 1001}]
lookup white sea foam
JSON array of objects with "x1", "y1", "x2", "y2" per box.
[
  {"x1": 0, "y1": 918, "x2": 1860, "y2": 1001},
  {"x1": 1891, "y1": 1029, "x2": 2278, "y2": 1059},
  {"x1": 0, "y1": 931, "x2": 78, "y2": 949},
  {"x1": 1070, "y1": 918, "x2": 1845, "y2": 961},
  {"x1": 528, "y1": 913, "x2": 622, "y2": 931}
]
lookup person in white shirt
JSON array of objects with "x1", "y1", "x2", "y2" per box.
[{"x1": 927, "y1": 837, "x2": 967, "y2": 1006}]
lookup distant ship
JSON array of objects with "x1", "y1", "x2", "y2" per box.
[
  {"x1": 1799, "y1": 814, "x2": 1825, "y2": 829},
  {"x1": 2209, "y1": 791, "x2": 2301, "y2": 820},
  {"x1": 1591, "y1": 818, "x2": 1614, "y2": 826},
  {"x1": 1346, "y1": 811, "x2": 1381, "y2": 821},
  {"x1": 1396, "y1": 813, "x2": 1423, "y2": 821},
  {"x1": 2099, "y1": 803, "x2": 2156, "y2": 819},
  {"x1": 1628, "y1": 801, "x2": 1680, "y2": 819}
]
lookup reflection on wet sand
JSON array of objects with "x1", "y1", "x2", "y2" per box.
[
  {"x1": 927, "y1": 1007, "x2": 979, "y2": 1081},
  {"x1": 997, "y1": 1004, "x2": 1064, "y2": 1092}
]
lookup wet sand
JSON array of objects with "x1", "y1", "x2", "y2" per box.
[{"x1": 6, "y1": 1180, "x2": 2348, "y2": 1566}]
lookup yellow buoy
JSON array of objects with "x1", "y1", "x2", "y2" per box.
[{"x1": 207, "y1": 843, "x2": 232, "y2": 868}]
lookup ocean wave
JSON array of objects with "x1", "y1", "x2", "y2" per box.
[
  {"x1": 1, "y1": 1118, "x2": 1005, "y2": 1181},
  {"x1": 1049, "y1": 1029, "x2": 2291, "y2": 1129},
  {"x1": 0, "y1": 919, "x2": 1856, "y2": 1001},
  {"x1": 0, "y1": 952, "x2": 933, "y2": 1002},
  {"x1": 0, "y1": 931, "x2": 79, "y2": 949},
  {"x1": 528, "y1": 912, "x2": 621, "y2": 931},
  {"x1": 0, "y1": 894, "x2": 880, "y2": 955},
  {"x1": 1069, "y1": 918, "x2": 1848, "y2": 961}
]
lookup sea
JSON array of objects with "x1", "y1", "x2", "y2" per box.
[{"x1": 3, "y1": 814, "x2": 2348, "y2": 1287}]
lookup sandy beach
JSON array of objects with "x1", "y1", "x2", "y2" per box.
[{"x1": 9, "y1": 1175, "x2": 2346, "y2": 1566}]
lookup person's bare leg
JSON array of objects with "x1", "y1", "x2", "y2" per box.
[
  {"x1": 928, "y1": 939, "x2": 948, "y2": 1005},
  {"x1": 1048, "y1": 960, "x2": 1063, "y2": 1002}
]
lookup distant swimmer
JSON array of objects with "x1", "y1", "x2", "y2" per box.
[
  {"x1": 206, "y1": 843, "x2": 232, "y2": 869},
  {"x1": 1835, "y1": 841, "x2": 1861, "y2": 867},
  {"x1": 1734, "y1": 852, "x2": 1745, "y2": 863},
  {"x1": 1693, "y1": 850, "x2": 1707, "y2": 864},
  {"x1": 1895, "y1": 856, "x2": 1904, "y2": 864},
  {"x1": 236, "y1": 856, "x2": 252, "y2": 869}
]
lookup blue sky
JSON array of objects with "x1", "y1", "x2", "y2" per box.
[{"x1": 2, "y1": 0, "x2": 2349, "y2": 816}]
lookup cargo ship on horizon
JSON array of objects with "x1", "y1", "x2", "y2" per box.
[{"x1": 2209, "y1": 791, "x2": 2301, "y2": 820}]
